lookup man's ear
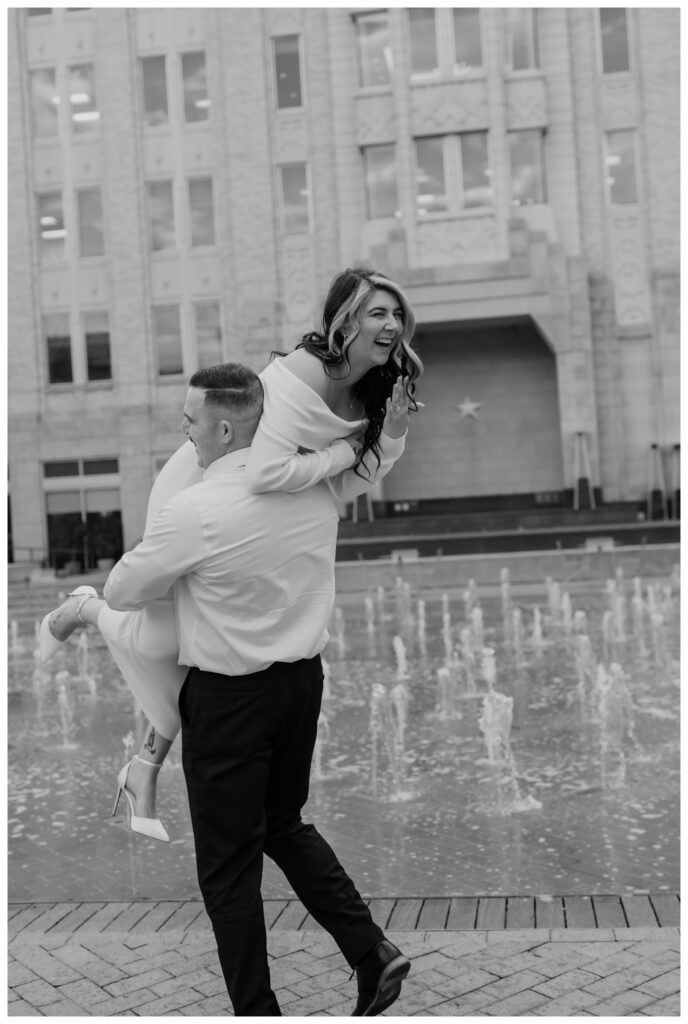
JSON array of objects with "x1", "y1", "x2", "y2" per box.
[{"x1": 221, "y1": 419, "x2": 234, "y2": 446}]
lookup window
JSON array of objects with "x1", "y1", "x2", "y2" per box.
[
  {"x1": 452, "y1": 8, "x2": 482, "y2": 72},
  {"x1": 409, "y1": 8, "x2": 438, "y2": 74},
  {"x1": 194, "y1": 302, "x2": 223, "y2": 368},
  {"x1": 415, "y1": 137, "x2": 448, "y2": 213},
  {"x1": 353, "y1": 11, "x2": 392, "y2": 86},
  {"x1": 363, "y1": 145, "x2": 398, "y2": 219},
  {"x1": 181, "y1": 51, "x2": 210, "y2": 122},
  {"x1": 69, "y1": 63, "x2": 99, "y2": 132},
  {"x1": 38, "y1": 192, "x2": 66, "y2": 262},
  {"x1": 140, "y1": 55, "x2": 168, "y2": 126},
  {"x1": 84, "y1": 311, "x2": 111, "y2": 381},
  {"x1": 279, "y1": 163, "x2": 310, "y2": 234},
  {"x1": 153, "y1": 305, "x2": 183, "y2": 375},
  {"x1": 30, "y1": 68, "x2": 59, "y2": 138},
  {"x1": 147, "y1": 180, "x2": 175, "y2": 250},
  {"x1": 504, "y1": 9, "x2": 539, "y2": 70},
  {"x1": 273, "y1": 35, "x2": 302, "y2": 108},
  {"x1": 599, "y1": 8, "x2": 630, "y2": 73},
  {"x1": 509, "y1": 131, "x2": 546, "y2": 205},
  {"x1": 77, "y1": 188, "x2": 104, "y2": 257},
  {"x1": 414, "y1": 133, "x2": 493, "y2": 215},
  {"x1": 28, "y1": 9, "x2": 52, "y2": 16},
  {"x1": 605, "y1": 130, "x2": 638, "y2": 204},
  {"x1": 44, "y1": 314, "x2": 72, "y2": 384},
  {"x1": 188, "y1": 178, "x2": 215, "y2": 246}
]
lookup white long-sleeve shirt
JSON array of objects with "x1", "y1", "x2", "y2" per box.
[{"x1": 105, "y1": 449, "x2": 339, "y2": 676}]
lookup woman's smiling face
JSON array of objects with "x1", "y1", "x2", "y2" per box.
[{"x1": 347, "y1": 288, "x2": 404, "y2": 368}]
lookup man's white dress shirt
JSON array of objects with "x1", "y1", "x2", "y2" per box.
[{"x1": 104, "y1": 449, "x2": 339, "y2": 677}]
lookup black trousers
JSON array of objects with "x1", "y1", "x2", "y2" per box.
[{"x1": 179, "y1": 656, "x2": 384, "y2": 1016}]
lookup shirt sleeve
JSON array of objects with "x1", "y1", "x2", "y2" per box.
[
  {"x1": 104, "y1": 493, "x2": 204, "y2": 610},
  {"x1": 245, "y1": 411, "x2": 357, "y2": 494},
  {"x1": 326, "y1": 429, "x2": 406, "y2": 503}
]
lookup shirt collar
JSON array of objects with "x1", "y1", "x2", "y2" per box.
[{"x1": 203, "y1": 448, "x2": 249, "y2": 481}]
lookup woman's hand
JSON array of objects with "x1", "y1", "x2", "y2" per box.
[{"x1": 383, "y1": 375, "x2": 411, "y2": 438}]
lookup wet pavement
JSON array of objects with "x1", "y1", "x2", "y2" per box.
[{"x1": 8, "y1": 574, "x2": 680, "y2": 904}]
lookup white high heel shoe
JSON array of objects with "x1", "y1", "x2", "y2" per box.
[
  {"x1": 112, "y1": 755, "x2": 170, "y2": 843},
  {"x1": 38, "y1": 585, "x2": 98, "y2": 664}
]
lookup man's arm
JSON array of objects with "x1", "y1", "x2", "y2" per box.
[{"x1": 104, "y1": 493, "x2": 203, "y2": 610}]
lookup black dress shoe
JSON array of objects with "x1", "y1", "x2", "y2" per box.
[{"x1": 352, "y1": 939, "x2": 410, "y2": 1016}]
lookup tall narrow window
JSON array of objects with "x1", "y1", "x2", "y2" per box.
[
  {"x1": 509, "y1": 131, "x2": 546, "y2": 205},
  {"x1": 84, "y1": 311, "x2": 111, "y2": 381},
  {"x1": 44, "y1": 313, "x2": 73, "y2": 384},
  {"x1": 38, "y1": 192, "x2": 66, "y2": 262},
  {"x1": 279, "y1": 163, "x2": 310, "y2": 234},
  {"x1": 273, "y1": 36, "x2": 302, "y2": 108},
  {"x1": 452, "y1": 8, "x2": 482, "y2": 71},
  {"x1": 415, "y1": 138, "x2": 448, "y2": 214},
  {"x1": 505, "y1": 9, "x2": 539, "y2": 70},
  {"x1": 605, "y1": 130, "x2": 638, "y2": 204},
  {"x1": 30, "y1": 68, "x2": 59, "y2": 138},
  {"x1": 153, "y1": 305, "x2": 183, "y2": 375},
  {"x1": 188, "y1": 178, "x2": 215, "y2": 246},
  {"x1": 461, "y1": 133, "x2": 493, "y2": 209},
  {"x1": 194, "y1": 302, "x2": 222, "y2": 368},
  {"x1": 363, "y1": 145, "x2": 398, "y2": 219},
  {"x1": 147, "y1": 180, "x2": 175, "y2": 251},
  {"x1": 409, "y1": 8, "x2": 438, "y2": 74},
  {"x1": 599, "y1": 9, "x2": 630, "y2": 73},
  {"x1": 353, "y1": 11, "x2": 392, "y2": 86},
  {"x1": 77, "y1": 187, "x2": 104, "y2": 257},
  {"x1": 181, "y1": 51, "x2": 210, "y2": 122},
  {"x1": 140, "y1": 55, "x2": 168, "y2": 126},
  {"x1": 69, "y1": 63, "x2": 99, "y2": 132}
]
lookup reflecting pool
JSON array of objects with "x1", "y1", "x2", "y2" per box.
[{"x1": 8, "y1": 568, "x2": 680, "y2": 901}]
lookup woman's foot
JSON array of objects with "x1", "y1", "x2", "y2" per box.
[
  {"x1": 39, "y1": 586, "x2": 99, "y2": 663},
  {"x1": 122, "y1": 755, "x2": 162, "y2": 820}
]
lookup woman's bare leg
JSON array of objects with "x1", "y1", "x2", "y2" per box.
[{"x1": 125, "y1": 723, "x2": 174, "y2": 821}]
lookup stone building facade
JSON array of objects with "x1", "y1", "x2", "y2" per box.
[{"x1": 7, "y1": 7, "x2": 680, "y2": 567}]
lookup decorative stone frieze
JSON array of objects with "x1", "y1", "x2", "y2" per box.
[
  {"x1": 410, "y1": 79, "x2": 489, "y2": 135},
  {"x1": 416, "y1": 217, "x2": 499, "y2": 267},
  {"x1": 505, "y1": 74, "x2": 548, "y2": 129},
  {"x1": 274, "y1": 114, "x2": 308, "y2": 162},
  {"x1": 355, "y1": 93, "x2": 396, "y2": 145},
  {"x1": 609, "y1": 206, "x2": 652, "y2": 326}
]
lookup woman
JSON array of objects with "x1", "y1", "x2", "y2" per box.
[{"x1": 40, "y1": 267, "x2": 423, "y2": 841}]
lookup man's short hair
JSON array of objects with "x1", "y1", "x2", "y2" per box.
[{"x1": 189, "y1": 363, "x2": 263, "y2": 414}]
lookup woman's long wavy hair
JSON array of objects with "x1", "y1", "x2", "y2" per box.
[{"x1": 296, "y1": 267, "x2": 423, "y2": 477}]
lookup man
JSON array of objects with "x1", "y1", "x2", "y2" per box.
[{"x1": 104, "y1": 363, "x2": 410, "y2": 1016}]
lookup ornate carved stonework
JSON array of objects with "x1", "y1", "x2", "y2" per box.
[
  {"x1": 77, "y1": 266, "x2": 110, "y2": 305},
  {"x1": 416, "y1": 217, "x2": 498, "y2": 267},
  {"x1": 150, "y1": 258, "x2": 181, "y2": 300},
  {"x1": 143, "y1": 134, "x2": 176, "y2": 176},
  {"x1": 505, "y1": 75, "x2": 548, "y2": 129},
  {"x1": 274, "y1": 115, "x2": 308, "y2": 163},
  {"x1": 601, "y1": 77, "x2": 637, "y2": 130},
  {"x1": 410, "y1": 80, "x2": 489, "y2": 135},
  {"x1": 39, "y1": 268, "x2": 69, "y2": 309},
  {"x1": 610, "y1": 207, "x2": 651, "y2": 326},
  {"x1": 355, "y1": 94, "x2": 396, "y2": 145}
]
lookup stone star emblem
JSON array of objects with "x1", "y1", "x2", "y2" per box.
[{"x1": 457, "y1": 396, "x2": 482, "y2": 420}]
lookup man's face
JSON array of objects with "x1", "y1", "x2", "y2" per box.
[{"x1": 181, "y1": 387, "x2": 228, "y2": 469}]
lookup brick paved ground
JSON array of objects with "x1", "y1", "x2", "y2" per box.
[{"x1": 8, "y1": 901, "x2": 680, "y2": 1016}]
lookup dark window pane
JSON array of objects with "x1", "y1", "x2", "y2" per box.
[
  {"x1": 453, "y1": 8, "x2": 482, "y2": 70},
  {"x1": 77, "y1": 188, "x2": 104, "y2": 257},
  {"x1": 363, "y1": 145, "x2": 398, "y2": 218},
  {"x1": 409, "y1": 8, "x2": 437, "y2": 73},
  {"x1": 28, "y1": 9, "x2": 52, "y2": 16},
  {"x1": 194, "y1": 302, "x2": 223, "y2": 368},
  {"x1": 44, "y1": 461, "x2": 80, "y2": 477},
  {"x1": 44, "y1": 314, "x2": 72, "y2": 383},
  {"x1": 83, "y1": 458, "x2": 119, "y2": 475},
  {"x1": 141, "y1": 55, "x2": 168, "y2": 126},
  {"x1": 600, "y1": 8, "x2": 630, "y2": 73},
  {"x1": 153, "y1": 305, "x2": 183, "y2": 375},
  {"x1": 274, "y1": 35, "x2": 302, "y2": 107},
  {"x1": 84, "y1": 310, "x2": 111, "y2": 380},
  {"x1": 354, "y1": 11, "x2": 392, "y2": 86},
  {"x1": 181, "y1": 51, "x2": 209, "y2": 122},
  {"x1": 188, "y1": 178, "x2": 215, "y2": 246}
]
